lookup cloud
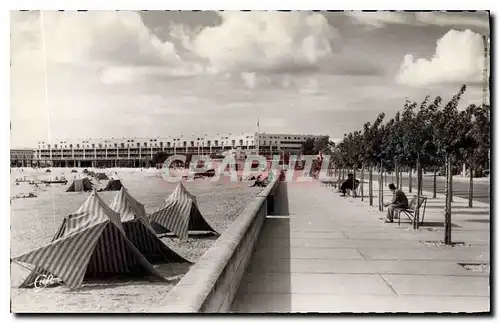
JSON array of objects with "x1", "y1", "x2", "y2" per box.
[
  {"x1": 191, "y1": 11, "x2": 340, "y2": 73},
  {"x1": 415, "y1": 12, "x2": 489, "y2": 30},
  {"x1": 240, "y1": 72, "x2": 258, "y2": 89},
  {"x1": 344, "y1": 11, "x2": 413, "y2": 28},
  {"x1": 11, "y1": 11, "x2": 182, "y2": 66},
  {"x1": 345, "y1": 11, "x2": 489, "y2": 30},
  {"x1": 395, "y1": 29, "x2": 486, "y2": 86}
]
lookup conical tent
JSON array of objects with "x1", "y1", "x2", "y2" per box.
[
  {"x1": 66, "y1": 178, "x2": 93, "y2": 192},
  {"x1": 15, "y1": 190, "x2": 166, "y2": 290},
  {"x1": 149, "y1": 182, "x2": 218, "y2": 239},
  {"x1": 110, "y1": 187, "x2": 189, "y2": 263},
  {"x1": 103, "y1": 179, "x2": 122, "y2": 191},
  {"x1": 95, "y1": 173, "x2": 109, "y2": 180}
]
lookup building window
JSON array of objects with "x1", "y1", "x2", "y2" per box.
[
  {"x1": 167, "y1": 142, "x2": 170, "y2": 147},
  {"x1": 190, "y1": 141, "x2": 194, "y2": 147},
  {"x1": 54, "y1": 144, "x2": 58, "y2": 149},
  {"x1": 214, "y1": 140, "x2": 218, "y2": 146},
  {"x1": 76, "y1": 144, "x2": 79, "y2": 149},
  {"x1": 114, "y1": 143, "x2": 118, "y2": 148},
  {"x1": 69, "y1": 144, "x2": 72, "y2": 148},
  {"x1": 232, "y1": 140, "x2": 235, "y2": 146},
  {"x1": 137, "y1": 143, "x2": 140, "y2": 148},
  {"x1": 207, "y1": 140, "x2": 211, "y2": 146},
  {"x1": 144, "y1": 142, "x2": 147, "y2": 147},
  {"x1": 239, "y1": 139, "x2": 243, "y2": 145},
  {"x1": 183, "y1": 141, "x2": 187, "y2": 147},
  {"x1": 98, "y1": 143, "x2": 102, "y2": 148},
  {"x1": 121, "y1": 143, "x2": 125, "y2": 148}
]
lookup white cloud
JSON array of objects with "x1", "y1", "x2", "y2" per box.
[
  {"x1": 192, "y1": 11, "x2": 339, "y2": 72},
  {"x1": 345, "y1": 11, "x2": 489, "y2": 30},
  {"x1": 395, "y1": 29, "x2": 486, "y2": 86},
  {"x1": 415, "y1": 12, "x2": 489, "y2": 30},
  {"x1": 344, "y1": 11, "x2": 413, "y2": 28},
  {"x1": 11, "y1": 11, "x2": 181, "y2": 66},
  {"x1": 240, "y1": 72, "x2": 257, "y2": 89}
]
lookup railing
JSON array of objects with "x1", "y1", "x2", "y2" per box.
[{"x1": 161, "y1": 175, "x2": 281, "y2": 313}]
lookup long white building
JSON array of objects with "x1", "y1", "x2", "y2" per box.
[{"x1": 35, "y1": 132, "x2": 324, "y2": 167}]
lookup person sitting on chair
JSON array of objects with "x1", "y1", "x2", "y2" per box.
[
  {"x1": 339, "y1": 173, "x2": 359, "y2": 196},
  {"x1": 383, "y1": 183, "x2": 409, "y2": 223}
]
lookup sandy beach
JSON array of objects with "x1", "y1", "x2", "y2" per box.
[{"x1": 10, "y1": 167, "x2": 261, "y2": 312}]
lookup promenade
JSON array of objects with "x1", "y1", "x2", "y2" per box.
[{"x1": 231, "y1": 177, "x2": 490, "y2": 313}]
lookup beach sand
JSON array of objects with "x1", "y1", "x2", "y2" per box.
[{"x1": 10, "y1": 167, "x2": 261, "y2": 313}]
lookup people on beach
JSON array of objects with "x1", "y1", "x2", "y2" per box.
[
  {"x1": 383, "y1": 183, "x2": 409, "y2": 223},
  {"x1": 339, "y1": 173, "x2": 359, "y2": 197},
  {"x1": 250, "y1": 175, "x2": 270, "y2": 187}
]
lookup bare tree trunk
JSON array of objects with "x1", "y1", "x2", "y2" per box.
[
  {"x1": 353, "y1": 167, "x2": 357, "y2": 198},
  {"x1": 369, "y1": 165, "x2": 373, "y2": 206},
  {"x1": 395, "y1": 164, "x2": 399, "y2": 188},
  {"x1": 414, "y1": 157, "x2": 421, "y2": 229},
  {"x1": 433, "y1": 165, "x2": 437, "y2": 198},
  {"x1": 361, "y1": 164, "x2": 365, "y2": 201},
  {"x1": 409, "y1": 167, "x2": 413, "y2": 193},
  {"x1": 444, "y1": 156, "x2": 452, "y2": 245},
  {"x1": 337, "y1": 167, "x2": 342, "y2": 189},
  {"x1": 391, "y1": 170, "x2": 394, "y2": 184},
  {"x1": 419, "y1": 166, "x2": 423, "y2": 195},
  {"x1": 469, "y1": 164, "x2": 473, "y2": 207},
  {"x1": 399, "y1": 169, "x2": 403, "y2": 190},
  {"x1": 379, "y1": 160, "x2": 384, "y2": 211},
  {"x1": 450, "y1": 163, "x2": 453, "y2": 203}
]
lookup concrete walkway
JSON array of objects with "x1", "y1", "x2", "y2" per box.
[{"x1": 231, "y1": 179, "x2": 490, "y2": 313}]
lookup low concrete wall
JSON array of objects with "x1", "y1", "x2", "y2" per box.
[{"x1": 161, "y1": 177, "x2": 280, "y2": 313}]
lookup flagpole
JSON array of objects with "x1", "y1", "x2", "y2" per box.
[{"x1": 256, "y1": 118, "x2": 260, "y2": 156}]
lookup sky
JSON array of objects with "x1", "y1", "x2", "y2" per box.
[{"x1": 10, "y1": 11, "x2": 490, "y2": 148}]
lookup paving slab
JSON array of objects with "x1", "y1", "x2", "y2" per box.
[
  {"x1": 256, "y1": 236, "x2": 431, "y2": 250},
  {"x1": 231, "y1": 293, "x2": 490, "y2": 313},
  {"x1": 358, "y1": 248, "x2": 490, "y2": 262},
  {"x1": 245, "y1": 258, "x2": 487, "y2": 276},
  {"x1": 238, "y1": 272, "x2": 394, "y2": 295},
  {"x1": 382, "y1": 274, "x2": 490, "y2": 297},
  {"x1": 251, "y1": 246, "x2": 365, "y2": 260}
]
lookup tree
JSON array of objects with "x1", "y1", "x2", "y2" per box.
[
  {"x1": 300, "y1": 138, "x2": 315, "y2": 155},
  {"x1": 314, "y1": 136, "x2": 334, "y2": 155},
  {"x1": 433, "y1": 85, "x2": 468, "y2": 245},
  {"x1": 301, "y1": 136, "x2": 333, "y2": 156},
  {"x1": 461, "y1": 104, "x2": 491, "y2": 207},
  {"x1": 362, "y1": 114, "x2": 385, "y2": 207}
]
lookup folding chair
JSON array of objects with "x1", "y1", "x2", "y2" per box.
[
  {"x1": 348, "y1": 181, "x2": 361, "y2": 197},
  {"x1": 397, "y1": 196, "x2": 428, "y2": 226}
]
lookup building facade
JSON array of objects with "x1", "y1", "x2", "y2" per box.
[
  {"x1": 34, "y1": 133, "x2": 323, "y2": 167},
  {"x1": 11, "y1": 149, "x2": 35, "y2": 167}
]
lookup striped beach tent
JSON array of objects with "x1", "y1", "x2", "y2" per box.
[
  {"x1": 110, "y1": 187, "x2": 190, "y2": 263},
  {"x1": 14, "y1": 190, "x2": 166, "y2": 290},
  {"x1": 149, "y1": 181, "x2": 218, "y2": 239}
]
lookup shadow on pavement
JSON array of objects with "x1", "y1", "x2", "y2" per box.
[
  {"x1": 465, "y1": 219, "x2": 490, "y2": 223},
  {"x1": 231, "y1": 181, "x2": 292, "y2": 312}
]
